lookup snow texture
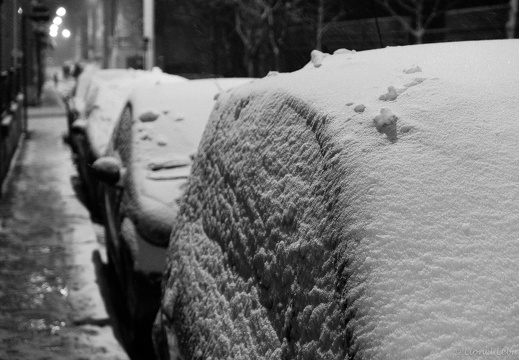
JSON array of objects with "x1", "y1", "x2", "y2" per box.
[{"x1": 158, "y1": 40, "x2": 519, "y2": 360}]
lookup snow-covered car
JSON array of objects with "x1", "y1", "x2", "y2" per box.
[
  {"x1": 69, "y1": 68, "x2": 187, "y2": 217},
  {"x1": 63, "y1": 63, "x2": 99, "y2": 151},
  {"x1": 153, "y1": 39, "x2": 519, "y2": 360},
  {"x1": 91, "y1": 78, "x2": 254, "y2": 351}
]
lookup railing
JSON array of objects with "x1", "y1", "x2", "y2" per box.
[{"x1": 0, "y1": 65, "x2": 25, "y2": 196}]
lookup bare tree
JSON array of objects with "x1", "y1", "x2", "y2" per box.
[
  {"x1": 293, "y1": 0, "x2": 345, "y2": 51},
  {"x1": 315, "y1": 0, "x2": 345, "y2": 51},
  {"x1": 265, "y1": 0, "x2": 294, "y2": 71},
  {"x1": 173, "y1": 0, "x2": 236, "y2": 75},
  {"x1": 376, "y1": 0, "x2": 458, "y2": 44},
  {"x1": 233, "y1": 0, "x2": 302, "y2": 76},
  {"x1": 176, "y1": 0, "x2": 299, "y2": 76},
  {"x1": 507, "y1": 0, "x2": 518, "y2": 39},
  {"x1": 233, "y1": 0, "x2": 269, "y2": 76}
]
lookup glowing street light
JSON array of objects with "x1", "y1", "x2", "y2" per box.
[
  {"x1": 62, "y1": 29, "x2": 71, "y2": 38},
  {"x1": 49, "y1": 30, "x2": 58, "y2": 38},
  {"x1": 53, "y1": 16, "x2": 62, "y2": 25},
  {"x1": 56, "y1": 7, "x2": 66, "y2": 16},
  {"x1": 50, "y1": 24, "x2": 59, "y2": 32}
]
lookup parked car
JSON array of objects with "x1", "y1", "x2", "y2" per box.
[
  {"x1": 68, "y1": 68, "x2": 187, "y2": 218},
  {"x1": 153, "y1": 39, "x2": 519, "y2": 359},
  {"x1": 92, "y1": 78, "x2": 254, "y2": 353},
  {"x1": 64, "y1": 65, "x2": 119, "y2": 148}
]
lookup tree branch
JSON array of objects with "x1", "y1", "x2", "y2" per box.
[
  {"x1": 422, "y1": 0, "x2": 441, "y2": 30},
  {"x1": 378, "y1": 0, "x2": 415, "y2": 34}
]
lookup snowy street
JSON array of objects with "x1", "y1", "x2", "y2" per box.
[{"x1": 0, "y1": 95, "x2": 130, "y2": 360}]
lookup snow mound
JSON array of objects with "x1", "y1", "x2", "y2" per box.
[
  {"x1": 373, "y1": 108, "x2": 398, "y2": 142},
  {"x1": 139, "y1": 110, "x2": 161, "y2": 122},
  {"x1": 354, "y1": 104, "x2": 366, "y2": 113},
  {"x1": 310, "y1": 50, "x2": 328, "y2": 68},
  {"x1": 379, "y1": 86, "x2": 399, "y2": 101},
  {"x1": 157, "y1": 40, "x2": 519, "y2": 360}
]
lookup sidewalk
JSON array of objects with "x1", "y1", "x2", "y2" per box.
[{"x1": 0, "y1": 100, "x2": 130, "y2": 360}]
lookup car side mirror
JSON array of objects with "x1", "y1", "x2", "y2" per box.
[{"x1": 92, "y1": 156, "x2": 125, "y2": 186}]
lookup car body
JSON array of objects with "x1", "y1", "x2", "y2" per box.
[
  {"x1": 154, "y1": 40, "x2": 519, "y2": 359},
  {"x1": 92, "y1": 78, "x2": 254, "y2": 351},
  {"x1": 68, "y1": 68, "x2": 187, "y2": 217}
]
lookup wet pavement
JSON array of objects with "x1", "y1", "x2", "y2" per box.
[{"x1": 0, "y1": 101, "x2": 130, "y2": 360}]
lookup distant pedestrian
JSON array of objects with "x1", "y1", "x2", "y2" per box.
[
  {"x1": 72, "y1": 63, "x2": 83, "y2": 79},
  {"x1": 53, "y1": 73, "x2": 59, "y2": 87}
]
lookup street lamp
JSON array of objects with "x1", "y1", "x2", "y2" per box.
[
  {"x1": 56, "y1": 7, "x2": 66, "y2": 17},
  {"x1": 62, "y1": 29, "x2": 70, "y2": 38},
  {"x1": 52, "y1": 16, "x2": 62, "y2": 25}
]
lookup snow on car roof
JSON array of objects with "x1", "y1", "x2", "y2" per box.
[
  {"x1": 84, "y1": 69, "x2": 188, "y2": 158},
  {"x1": 162, "y1": 39, "x2": 519, "y2": 359}
]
